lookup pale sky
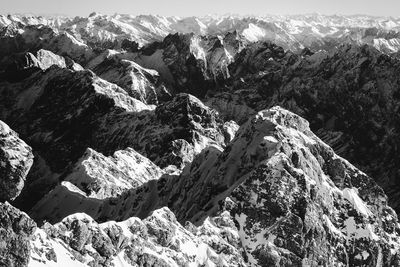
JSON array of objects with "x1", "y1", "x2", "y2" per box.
[{"x1": 2, "y1": 0, "x2": 400, "y2": 17}]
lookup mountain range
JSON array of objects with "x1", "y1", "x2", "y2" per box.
[
  {"x1": 3, "y1": 13, "x2": 400, "y2": 53},
  {"x1": 1, "y1": 13, "x2": 400, "y2": 267}
]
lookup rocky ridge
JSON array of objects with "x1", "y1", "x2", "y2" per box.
[
  {"x1": 26, "y1": 107, "x2": 400, "y2": 267},
  {"x1": 209, "y1": 41, "x2": 400, "y2": 215}
]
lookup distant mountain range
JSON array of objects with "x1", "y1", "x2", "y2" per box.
[{"x1": 3, "y1": 13, "x2": 400, "y2": 53}]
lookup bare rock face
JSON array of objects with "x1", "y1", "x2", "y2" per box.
[
  {"x1": 0, "y1": 120, "x2": 33, "y2": 201},
  {"x1": 154, "y1": 93, "x2": 227, "y2": 167},
  {"x1": 0, "y1": 202, "x2": 36, "y2": 267}
]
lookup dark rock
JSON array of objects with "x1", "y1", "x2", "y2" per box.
[
  {"x1": 0, "y1": 120, "x2": 33, "y2": 201},
  {"x1": 70, "y1": 219, "x2": 91, "y2": 251},
  {"x1": 0, "y1": 202, "x2": 36, "y2": 267}
]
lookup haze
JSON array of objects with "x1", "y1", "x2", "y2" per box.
[{"x1": 2, "y1": 0, "x2": 400, "y2": 17}]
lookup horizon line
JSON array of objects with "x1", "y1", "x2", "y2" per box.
[{"x1": 1, "y1": 12, "x2": 399, "y2": 19}]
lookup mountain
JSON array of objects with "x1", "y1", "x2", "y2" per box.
[
  {"x1": 2, "y1": 12, "x2": 400, "y2": 267},
  {"x1": 209, "y1": 41, "x2": 400, "y2": 216},
  {"x1": 25, "y1": 107, "x2": 400, "y2": 266}
]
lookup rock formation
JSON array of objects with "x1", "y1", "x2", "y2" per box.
[
  {"x1": 0, "y1": 121, "x2": 36, "y2": 267},
  {"x1": 0, "y1": 120, "x2": 33, "y2": 201},
  {"x1": 0, "y1": 202, "x2": 36, "y2": 267}
]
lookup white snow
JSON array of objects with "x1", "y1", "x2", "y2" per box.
[
  {"x1": 242, "y1": 23, "x2": 266, "y2": 42},
  {"x1": 29, "y1": 229, "x2": 88, "y2": 267},
  {"x1": 190, "y1": 36, "x2": 207, "y2": 67},
  {"x1": 92, "y1": 77, "x2": 154, "y2": 112},
  {"x1": 323, "y1": 214, "x2": 343, "y2": 236},
  {"x1": 342, "y1": 188, "x2": 373, "y2": 217},
  {"x1": 342, "y1": 216, "x2": 379, "y2": 242},
  {"x1": 111, "y1": 251, "x2": 133, "y2": 267}
]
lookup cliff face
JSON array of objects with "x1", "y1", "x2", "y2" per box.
[
  {"x1": 0, "y1": 120, "x2": 33, "y2": 201},
  {"x1": 0, "y1": 120, "x2": 36, "y2": 267}
]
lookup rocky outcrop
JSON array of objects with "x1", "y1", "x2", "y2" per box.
[
  {"x1": 0, "y1": 202, "x2": 36, "y2": 267},
  {"x1": 0, "y1": 120, "x2": 33, "y2": 201},
  {"x1": 63, "y1": 147, "x2": 164, "y2": 199},
  {"x1": 30, "y1": 207, "x2": 245, "y2": 267}
]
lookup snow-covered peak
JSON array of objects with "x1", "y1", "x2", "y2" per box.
[{"x1": 3, "y1": 13, "x2": 400, "y2": 52}]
